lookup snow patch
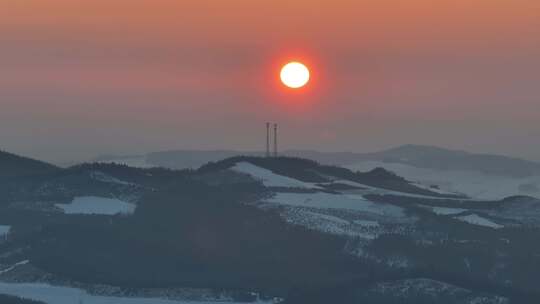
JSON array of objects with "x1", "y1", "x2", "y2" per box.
[
  {"x1": 321, "y1": 179, "x2": 366, "y2": 188},
  {"x1": 0, "y1": 260, "x2": 29, "y2": 275},
  {"x1": 267, "y1": 192, "x2": 403, "y2": 217},
  {"x1": 338, "y1": 181, "x2": 465, "y2": 200},
  {"x1": 411, "y1": 182, "x2": 461, "y2": 196},
  {"x1": 304, "y1": 211, "x2": 350, "y2": 225},
  {"x1": 422, "y1": 206, "x2": 468, "y2": 215},
  {"x1": 56, "y1": 196, "x2": 136, "y2": 215},
  {"x1": 369, "y1": 278, "x2": 509, "y2": 303},
  {"x1": 281, "y1": 208, "x2": 380, "y2": 239},
  {"x1": 0, "y1": 282, "x2": 275, "y2": 304},
  {"x1": 348, "y1": 161, "x2": 540, "y2": 200},
  {"x1": 90, "y1": 171, "x2": 133, "y2": 186},
  {"x1": 353, "y1": 219, "x2": 380, "y2": 227},
  {"x1": 231, "y1": 162, "x2": 321, "y2": 189},
  {"x1": 455, "y1": 214, "x2": 504, "y2": 229}
]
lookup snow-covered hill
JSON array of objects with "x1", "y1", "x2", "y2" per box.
[
  {"x1": 92, "y1": 145, "x2": 540, "y2": 201},
  {"x1": 348, "y1": 161, "x2": 540, "y2": 199}
]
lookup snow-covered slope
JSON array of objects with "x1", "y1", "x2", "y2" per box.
[
  {"x1": 364, "y1": 278, "x2": 509, "y2": 304},
  {"x1": 267, "y1": 192, "x2": 403, "y2": 217},
  {"x1": 230, "y1": 161, "x2": 452, "y2": 199},
  {"x1": 280, "y1": 208, "x2": 382, "y2": 240},
  {"x1": 455, "y1": 214, "x2": 504, "y2": 229},
  {"x1": 348, "y1": 161, "x2": 540, "y2": 200},
  {"x1": 228, "y1": 160, "x2": 440, "y2": 241},
  {"x1": 230, "y1": 162, "x2": 321, "y2": 189},
  {"x1": 0, "y1": 282, "x2": 275, "y2": 304},
  {"x1": 262, "y1": 192, "x2": 410, "y2": 240},
  {"x1": 56, "y1": 196, "x2": 136, "y2": 215},
  {"x1": 90, "y1": 171, "x2": 134, "y2": 186},
  {"x1": 421, "y1": 206, "x2": 468, "y2": 215}
]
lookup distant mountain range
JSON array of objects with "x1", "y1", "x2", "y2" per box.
[{"x1": 94, "y1": 144, "x2": 540, "y2": 178}]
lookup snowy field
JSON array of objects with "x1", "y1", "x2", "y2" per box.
[
  {"x1": 279, "y1": 208, "x2": 386, "y2": 240},
  {"x1": 56, "y1": 196, "x2": 136, "y2": 215},
  {"x1": 90, "y1": 171, "x2": 133, "y2": 186},
  {"x1": 455, "y1": 214, "x2": 504, "y2": 229},
  {"x1": 353, "y1": 219, "x2": 380, "y2": 227},
  {"x1": 232, "y1": 162, "x2": 473, "y2": 200},
  {"x1": 231, "y1": 162, "x2": 321, "y2": 189},
  {"x1": 348, "y1": 161, "x2": 540, "y2": 200},
  {"x1": 0, "y1": 282, "x2": 274, "y2": 304},
  {"x1": 328, "y1": 178, "x2": 468, "y2": 200},
  {"x1": 368, "y1": 278, "x2": 509, "y2": 303},
  {"x1": 423, "y1": 206, "x2": 468, "y2": 216},
  {"x1": 0, "y1": 260, "x2": 29, "y2": 275},
  {"x1": 267, "y1": 192, "x2": 404, "y2": 217}
]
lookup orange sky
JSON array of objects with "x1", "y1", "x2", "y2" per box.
[{"x1": 1, "y1": 1, "x2": 539, "y2": 162}]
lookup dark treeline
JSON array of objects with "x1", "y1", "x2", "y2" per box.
[{"x1": 0, "y1": 295, "x2": 44, "y2": 304}]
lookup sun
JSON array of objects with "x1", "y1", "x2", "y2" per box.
[{"x1": 280, "y1": 61, "x2": 310, "y2": 89}]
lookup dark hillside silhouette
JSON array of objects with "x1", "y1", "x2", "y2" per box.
[{"x1": 0, "y1": 150, "x2": 59, "y2": 179}]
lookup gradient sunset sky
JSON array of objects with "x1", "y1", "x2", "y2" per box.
[{"x1": 1, "y1": 0, "x2": 539, "y2": 163}]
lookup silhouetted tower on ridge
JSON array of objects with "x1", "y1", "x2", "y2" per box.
[
  {"x1": 266, "y1": 122, "x2": 270, "y2": 157},
  {"x1": 273, "y1": 123, "x2": 278, "y2": 157}
]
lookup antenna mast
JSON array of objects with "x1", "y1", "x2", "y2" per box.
[
  {"x1": 273, "y1": 123, "x2": 278, "y2": 157},
  {"x1": 265, "y1": 122, "x2": 270, "y2": 157}
]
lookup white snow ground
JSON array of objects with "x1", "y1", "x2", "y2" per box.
[
  {"x1": 353, "y1": 219, "x2": 380, "y2": 227},
  {"x1": 232, "y1": 162, "x2": 468, "y2": 200},
  {"x1": 0, "y1": 260, "x2": 29, "y2": 275},
  {"x1": 410, "y1": 182, "x2": 461, "y2": 196},
  {"x1": 280, "y1": 208, "x2": 384, "y2": 240},
  {"x1": 426, "y1": 206, "x2": 468, "y2": 216},
  {"x1": 267, "y1": 192, "x2": 404, "y2": 217},
  {"x1": 56, "y1": 196, "x2": 136, "y2": 215},
  {"x1": 90, "y1": 171, "x2": 133, "y2": 186},
  {"x1": 231, "y1": 162, "x2": 321, "y2": 189},
  {"x1": 326, "y1": 178, "x2": 467, "y2": 200},
  {"x1": 455, "y1": 214, "x2": 504, "y2": 229},
  {"x1": 0, "y1": 282, "x2": 275, "y2": 304},
  {"x1": 304, "y1": 211, "x2": 350, "y2": 225},
  {"x1": 347, "y1": 161, "x2": 540, "y2": 200},
  {"x1": 263, "y1": 191, "x2": 412, "y2": 240},
  {"x1": 369, "y1": 278, "x2": 509, "y2": 303}
]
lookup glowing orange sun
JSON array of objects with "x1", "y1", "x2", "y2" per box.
[{"x1": 280, "y1": 61, "x2": 310, "y2": 89}]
